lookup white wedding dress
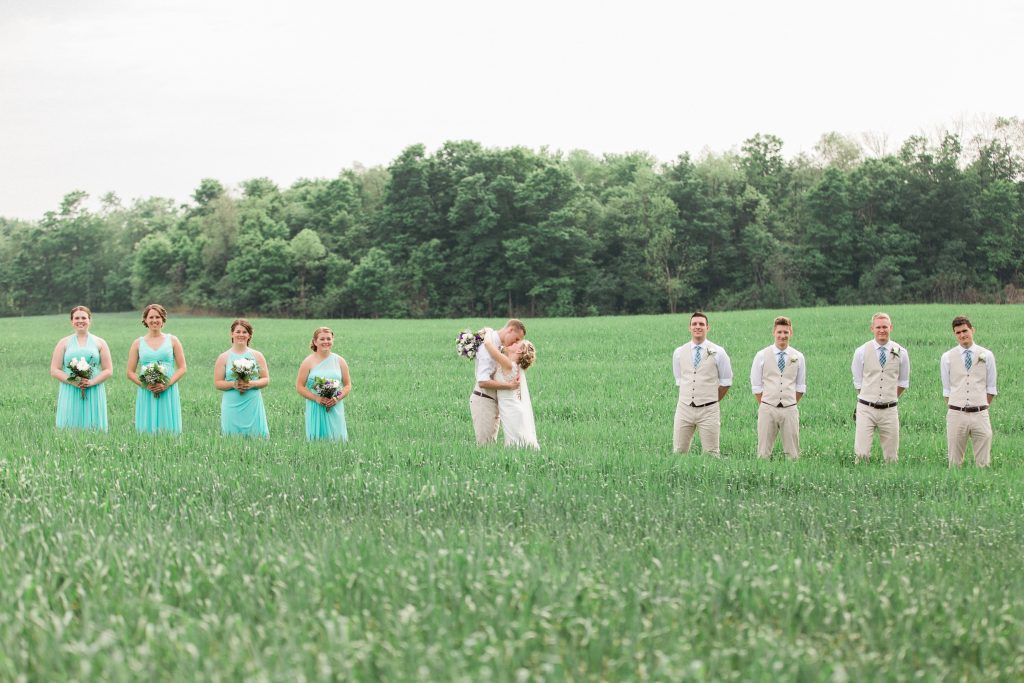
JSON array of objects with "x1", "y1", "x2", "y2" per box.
[{"x1": 496, "y1": 365, "x2": 539, "y2": 449}]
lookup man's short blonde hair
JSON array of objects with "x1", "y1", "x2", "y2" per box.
[
  {"x1": 871, "y1": 312, "x2": 891, "y2": 324},
  {"x1": 505, "y1": 319, "x2": 526, "y2": 335}
]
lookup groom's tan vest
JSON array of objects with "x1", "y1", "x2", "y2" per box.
[
  {"x1": 948, "y1": 347, "x2": 986, "y2": 408},
  {"x1": 760, "y1": 347, "x2": 799, "y2": 407},
  {"x1": 679, "y1": 343, "x2": 721, "y2": 405},
  {"x1": 861, "y1": 342, "x2": 901, "y2": 403}
]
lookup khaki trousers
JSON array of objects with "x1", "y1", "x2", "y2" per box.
[
  {"x1": 946, "y1": 408, "x2": 992, "y2": 467},
  {"x1": 470, "y1": 390, "x2": 499, "y2": 445},
  {"x1": 757, "y1": 403, "x2": 800, "y2": 459},
  {"x1": 854, "y1": 403, "x2": 899, "y2": 463},
  {"x1": 673, "y1": 402, "x2": 720, "y2": 456}
]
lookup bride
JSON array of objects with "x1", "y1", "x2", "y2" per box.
[{"x1": 479, "y1": 329, "x2": 539, "y2": 449}]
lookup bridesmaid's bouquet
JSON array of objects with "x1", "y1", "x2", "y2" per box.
[
  {"x1": 67, "y1": 357, "x2": 93, "y2": 399},
  {"x1": 312, "y1": 376, "x2": 341, "y2": 399},
  {"x1": 456, "y1": 329, "x2": 485, "y2": 359},
  {"x1": 140, "y1": 362, "x2": 170, "y2": 398},
  {"x1": 231, "y1": 357, "x2": 259, "y2": 383}
]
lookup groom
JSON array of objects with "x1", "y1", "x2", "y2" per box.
[{"x1": 470, "y1": 319, "x2": 526, "y2": 444}]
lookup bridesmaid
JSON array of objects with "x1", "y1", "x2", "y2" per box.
[
  {"x1": 126, "y1": 303, "x2": 187, "y2": 434},
  {"x1": 214, "y1": 318, "x2": 270, "y2": 438},
  {"x1": 295, "y1": 326, "x2": 351, "y2": 442},
  {"x1": 49, "y1": 305, "x2": 113, "y2": 431}
]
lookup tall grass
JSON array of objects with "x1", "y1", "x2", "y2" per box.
[{"x1": 1, "y1": 305, "x2": 1022, "y2": 680}]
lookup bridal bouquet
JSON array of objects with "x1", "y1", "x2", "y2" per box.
[
  {"x1": 140, "y1": 362, "x2": 170, "y2": 398},
  {"x1": 67, "y1": 357, "x2": 93, "y2": 399},
  {"x1": 312, "y1": 376, "x2": 341, "y2": 399},
  {"x1": 231, "y1": 357, "x2": 259, "y2": 383},
  {"x1": 456, "y1": 329, "x2": 485, "y2": 359}
]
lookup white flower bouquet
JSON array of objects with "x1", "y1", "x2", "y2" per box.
[
  {"x1": 231, "y1": 357, "x2": 259, "y2": 383},
  {"x1": 456, "y1": 329, "x2": 485, "y2": 359},
  {"x1": 139, "y1": 362, "x2": 170, "y2": 398},
  {"x1": 67, "y1": 357, "x2": 93, "y2": 399}
]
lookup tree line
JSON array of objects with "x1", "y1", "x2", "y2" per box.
[{"x1": 2, "y1": 121, "x2": 1022, "y2": 318}]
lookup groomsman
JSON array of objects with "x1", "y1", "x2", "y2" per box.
[
  {"x1": 672, "y1": 311, "x2": 733, "y2": 456},
  {"x1": 750, "y1": 316, "x2": 805, "y2": 459},
  {"x1": 471, "y1": 319, "x2": 525, "y2": 445},
  {"x1": 940, "y1": 315, "x2": 997, "y2": 467},
  {"x1": 851, "y1": 312, "x2": 910, "y2": 463}
]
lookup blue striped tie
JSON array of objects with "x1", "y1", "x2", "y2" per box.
[
  {"x1": 879, "y1": 347, "x2": 887, "y2": 368},
  {"x1": 964, "y1": 349, "x2": 972, "y2": 371},
  {"x1": 777, "y1": 351, "x2": 785, "y2": 372},
  {"x1": 693, "y1": 346, "x2": 702, "y2": 368}
]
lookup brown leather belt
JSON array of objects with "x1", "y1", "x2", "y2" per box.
[
  {"x1": 858, "y1": 399, "x2": 898, "y2": 409},
  {"x1": 472, "y1": 390, "x2": 495, "y2": 401},
  {"x1": 948, "y1": 404, "x2": 988, "y2": 413},
  {"x1": 687, "y1": 400, "x2": 718, "y2": 408}
]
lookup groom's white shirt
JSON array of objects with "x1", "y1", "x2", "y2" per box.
[{"x1": 475, "y1": 329, "x2": 503, "y2": 384}]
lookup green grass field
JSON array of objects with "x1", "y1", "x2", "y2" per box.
[{"x1": 2, "y1": 305, "x2": 1023, "y2": 680}]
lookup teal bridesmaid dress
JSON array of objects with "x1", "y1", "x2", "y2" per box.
[
  {"x1": 305, "y1": 353, "x2": 348, "y2": 442},
  {"x1": 135, "y1": 334, "x2": 182, "y2": 434},
  {"x1": 56, "y1": 334, "x2": 108, "y2": 431},
  {"x1": 221, "y1": 350, "x2": 269, "y2": 438}
]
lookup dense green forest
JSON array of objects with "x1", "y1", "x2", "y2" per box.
[{"x1": 2, "y1": 122, "x2": 1022, "y2": 318}]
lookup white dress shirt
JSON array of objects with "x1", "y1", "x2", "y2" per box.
[
  {"x1": 672, "y1": 340, "x2": 733, "y2": 387},
  {"x1": 750, "y1": 345, "x2": 807, "y2": 394},
  {"x1": 475, "y1": 329, "x2": 503, "y2": 383},
  {"x1": 940, "y1": 343, "x2": 997, "y2": 397},
  {"x1": 851, "y1": 340, "x2": 910, "y2": 394}
]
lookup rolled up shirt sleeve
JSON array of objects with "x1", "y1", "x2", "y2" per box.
[
  {"x1": 715, "y1": 348, "x2": 733, "y2": 386},
  {"x1": 795, "y1": 353, "x2": 807, "y2": 394},
  {"x1": 897, "y1": 349, "x2": 910, "y2": 388},
  {"x1": 851, "y1": 346, "x2": 865, "y2": 390},
  {"x1": 940, "y1": 352, "x2": 952, "y2": 397},
  {"x1": 672, "y1": 346, "x2": 685, "y2": 386},
  {"x1": 750, "y1": 352, "x2": 764, "y2": 394},
  {"x1": 474, "y1": 330, "x2": 501, "y2": 383},
  {"x1": 986, "y1": 353, "x2": 998, "y2": 395}
]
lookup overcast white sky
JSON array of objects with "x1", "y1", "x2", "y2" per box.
[{"x1": 1, "y1": 0, "x2": 1020, "y2": 219}]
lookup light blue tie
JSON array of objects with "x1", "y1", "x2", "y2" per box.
[
  {"x1": 878, "y1": 346, "x2": 887, "y2": 368},
  {"x1": 693, "y1": 346, "x2": 702, "y2": 368},
  {"x1": 964, "y1": 349, "x2": 972, "y2": 371},
  {"x1": 777, "y1": 351, "x2": 785, "y2": 372}
]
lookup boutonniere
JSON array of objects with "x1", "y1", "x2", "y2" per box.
[
  {"x1": 889, "y1": 346, "x2": 901, "y2": 358},
  {"x1": 787, "y1": 353, "x2": 798, "y2": 365},
  {"x1": 977, "y1": 352, "x2": 987, "y2": 363},
  {"x1": 705, "y1": 348, "x2": 717, "y2": 357}
]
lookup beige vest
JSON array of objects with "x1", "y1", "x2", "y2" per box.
[
  {"x1": 760, "y1": 347, "x2": 799, "y2": 406},
  {"x1": 679, "y1": 343, "x2": 721, "y2": 405},
  {"x1": 861, "y1": 341, "x2": 901, "y2": 403},
  {"x1": 948, "y1": 347, "x2": 986, "y2": 407}
]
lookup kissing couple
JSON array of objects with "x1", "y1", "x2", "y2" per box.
[{"x1": 468, "y1": 319, "x2": 539, "y2": 449}]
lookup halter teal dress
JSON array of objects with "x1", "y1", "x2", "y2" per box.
[
  {"x1": 56, "y1": 334, "x2": 108, "y2": 431},
  {"x1": 135, "y1": 334, "x2": 182, "y2": 434},
  {"x1": 221, "y1": 350, "x2": 269, "y2": 438},
  {"x1": 305, "y1": 353, "x2": 348, "y2": 442}
]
